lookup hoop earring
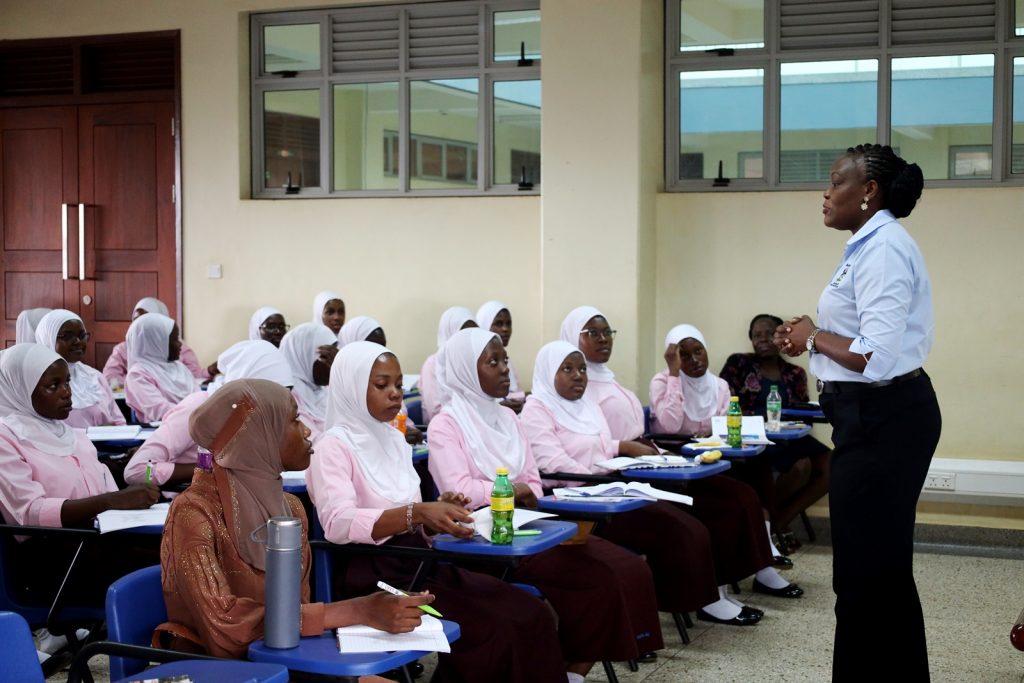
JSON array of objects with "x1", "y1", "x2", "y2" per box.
[{"x1": 860, "y1": 198, "x2": 869, "y2": 211}]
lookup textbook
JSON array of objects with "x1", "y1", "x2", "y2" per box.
[
  {"x1": 596, "y1": 454, "x2": 699, "y2": 470},
  {"x1": 337, "y1": 614, "x2": 450, "y2": 653},
  {"x1": 553, "y1": 482, "x2": 693, "y2": 505}
]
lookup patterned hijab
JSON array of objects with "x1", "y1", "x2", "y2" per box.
[
  {"x1": 0, "y1": 344, "x2": 77, "y2": 456},
  {"x1": 559, "y1": 305, "x2": 615, "y2": 382},
  {"x1": 34, "y1": 309, "x2": 107, "y2": 409},
  {"x1": 189, "y1": 379, "x2": 294, "y2": 571}
]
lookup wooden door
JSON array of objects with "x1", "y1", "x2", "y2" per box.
[
  {"x1": 77, "y1": 101, "x2": 177, "y2": 368},
  {"x1": 0, "y1": 106, "x2": 81, "y2": 346}
]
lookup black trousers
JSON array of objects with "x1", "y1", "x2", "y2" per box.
[{"x1": 820, "y1": 372, "x2": 940, "y2": 683}]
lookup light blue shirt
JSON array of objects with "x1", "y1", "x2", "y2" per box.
[{"x1": 810, "y1": 209, "x2": 934, "y2": 383}]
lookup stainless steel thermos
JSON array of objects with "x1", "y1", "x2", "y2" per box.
[{"x1": 259, "y1": 516, "x2": 303, "y2": 649}]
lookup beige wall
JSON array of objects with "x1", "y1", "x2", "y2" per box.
[{"x1": 4, "y1": 0, "x2": 1022, "y2": 527}]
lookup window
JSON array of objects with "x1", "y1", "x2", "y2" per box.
[
  {"x1": 251, "y1": 1, "x2": 541, "y2": 198},
  {"x1": 666, "y1": 0, "x2": 1024, "y2": 190}
]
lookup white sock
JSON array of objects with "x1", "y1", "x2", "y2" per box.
[
  {"x1": 33, "y1": 628, "x2": 68, "y2": 655},
  {"x1": 36, "y1": 650, "x2": 50, "y2": 664},
  {"x1": 765, "y1": 520, "x2": 782, "y2": 557},
  {"x1": 567, "y1": 673, "x2": 586, "y2": 683},
  {"x1": 701, "y1": 585, "x2": 742, "y2": 619},
  {"x1": 756, "y1": 567, "x2": 789, "y2": 589},
  {"x1": 723, "y1": 591, "x2": 747, "y2": 609}
]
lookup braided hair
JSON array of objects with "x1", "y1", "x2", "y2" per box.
[
  {"x1": 748, "y1": 313, "x2": 783, "y2": 340},
  {"x1": 846, "y1": 144, "x2": 924, "y2": 219}
]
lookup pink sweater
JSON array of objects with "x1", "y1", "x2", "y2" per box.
[
  {"x1": 124, "y1": 392, "x2": 207, "y2": 485},
  {"x1": 649, "y1": 370, "x2": 730, "y2": 435},
  {"x1": 519, "y1": 399, "x2": 618, "y2": 485}
]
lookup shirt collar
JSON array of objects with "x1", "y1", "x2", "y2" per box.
[{"x1": 845, "y1": 208, "x2": 896, "y2": 247}]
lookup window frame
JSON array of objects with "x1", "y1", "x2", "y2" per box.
[
  {"x1": 250, "y1": 0, "x2": 541, "y2": 199},
  {"x1": 665, "y1": 0, "x2": 1024, "y2": 191}
]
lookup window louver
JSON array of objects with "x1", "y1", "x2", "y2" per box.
[
  {"x1": 408, "y1": 6, "x2": 480, "y2": 69},
  {"x1": 780, "y1": 0, "x2": 880, "y2": 50},
  {"x1": 331, "y1": 9, "x2": 400, "y2": 73},
  {"x1": 891, "y1": 0, "x2": 995, "y2": 45}
]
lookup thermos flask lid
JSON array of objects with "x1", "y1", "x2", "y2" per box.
[{"x1": 266, "y1": 516, "x2": 303, "y2": 552}]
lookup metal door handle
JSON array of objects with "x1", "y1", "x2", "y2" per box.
[
  {"x1": 78, "y1": 203, "x2": 85, "y2": 281},
  {"x1": 61, "y1": 203, "x2": 69, "y2": 280}
]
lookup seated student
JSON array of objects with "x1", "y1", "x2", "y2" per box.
[
  {"x1": 34, "y1": 309, "x2": 125, "y2": 429},
  {"x1": 248, "y1": 307, "x2": 287, "y2": 346},
  {"x1": 475, "y1": 300, "x2": 527, "y2": 412},
  {"x1": 280, "y1": 323, "x2": 337, "y2": 443},
  {"x1": 418, "y1": 307, "x2": 477, "y2": 424},
  {"x1": 652, "y1": 324, "x2": 794, "y2": 569},
  {"x1": 720, "y1": 314, "x2": 832, "y2": 552},
  {"x1": 159, "y1": 378, "x2": 427, "y2": 676},
  {"x1": 312, "y1": 290, "x2": 346, "y2": 339},
  {"x1": 0, "y1": 344, "x2": 159, "y2": 603},
  {"x1": 124, "y1": 340, "x2": 293, "y2": 486},
  {"x1": 306, "y1": 341, "x2": 571, "y2": 682},
  {"x1": 15, "y1": 308, "x2": 52, "y2": 345},
  {"x1": 103, "y1": 298, "x2": 208, "y2": 388},
  {"x1": 559, "y1": 306, "x2": 647, "y2": 442},
  {"x1": 520, "y1": 339, "x2": 772, "y2": 625},
  {"x1": 427, "y1": 329, "x2": 666, "y2": 668},
  {"x1": 124, "y1": 313, "x2": 200, "y2": 424}
]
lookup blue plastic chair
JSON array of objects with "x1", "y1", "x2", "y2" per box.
[
  {"x1": 0, "y1": 610, "x2": 46, "y2": 683},
  {"x1": 406, "y1": 398, "x2": 424, "y2": 428},
  {"x1": 642, "y1": 405, "x2": 652, "y2": 434}
]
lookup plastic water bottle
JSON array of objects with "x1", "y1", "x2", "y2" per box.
[
  {"x1": 766, "y1": 385, "x2": 782, "y2": 433},
  {"x1": 726, "y1": 396, "x2": 742, "y2": 448},
  {"x1": 490, "y1": 467, "x2": 514, "y2": 545},
  {"x1": 262, "y1": 516, "x2": 303, "y2": 649}
]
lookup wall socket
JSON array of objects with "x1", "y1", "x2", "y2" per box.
[{"x1": 924, "y1": 472, "x2": 956, "y2": 491}]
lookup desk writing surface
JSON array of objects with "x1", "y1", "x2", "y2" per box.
[
  {"x1": 432, "y1": 519, "x2": 577, "y2": 556},
  {"x1": 623, "y1": 460, "x2": 731, "y2": 480},
  {"x1": 766, "y1": 424, "x2": 812, "y2": 441},
  {"x1": 248, "y1": 620, "x2": 461, "y2": 676},
  {"x1": 680, "y1": 444, "x2": 765, "y2": 459},
  {"x1": 536, "y1": 495, "x2": 653, "y2": 515}
]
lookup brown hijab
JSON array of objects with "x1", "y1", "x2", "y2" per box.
[{"x1": 188, "y1": 378, "x2": 293, "y2": 570}]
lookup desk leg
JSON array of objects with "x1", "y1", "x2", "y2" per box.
[{"x1": 47, "y1": 538, "x2": 88, "y2": 639}]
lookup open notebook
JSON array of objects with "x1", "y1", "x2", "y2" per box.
[{"x1": 336, "y1": 614, "x2": 450, "y2": 653}]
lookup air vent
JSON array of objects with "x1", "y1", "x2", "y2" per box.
[
  {"x1": 331, "y1": 9, "x2": 400, "y2": 73},
  {"x1": 0, "y1": 45, "x2": 74, "y2": 96},
  {"x1": 408, "y1": 6, "x2": 480, "y2": 70},
  {"x1": 82, "y1": 40, "x2": 176, "y2": 93},
  {"x1": 891, "y1": 0, "x2": 995, "y2": 45},
  {"x1": 780, "y1": 0, "x2": 880, "y2": 50}
]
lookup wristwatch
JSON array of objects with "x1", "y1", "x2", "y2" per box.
[{"x1": 806, "y1": 328, "x2": 820, "y2": 353}]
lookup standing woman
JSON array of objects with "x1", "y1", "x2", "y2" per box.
[
  {"x1": 475, "y1": 300, "x2": 527, "y2": 411},
  {"x1": 774, "y1": 144, "x2": 938, "y2": 681},
  {"x1": 34, "y1": 309, "x2": 125, "y2": 428}
]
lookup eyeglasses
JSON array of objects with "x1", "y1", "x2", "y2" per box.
[
  {"x1": 581, "y1": 328, "x2": 617, "y2": 340},
  {"x1": 56, "y1": 332, "x2": 90, "y2": 343},
  {"x1": 260, "y1": 323, "x2": 290, "y2": 333}
]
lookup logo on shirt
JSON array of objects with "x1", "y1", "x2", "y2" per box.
[{"x1": 830, "y1": 262, "x2": 852, "y2": 288}]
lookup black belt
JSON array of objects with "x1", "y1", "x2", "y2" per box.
[{"x1": 817, "y1": 368, "x2": 923, "y2": 395}]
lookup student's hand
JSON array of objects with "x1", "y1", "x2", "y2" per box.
[
  {"x1": 346, "y1": 592, "x2": 432, "y2": 633},
  {"x1": 206, "y1": 362, "x2": 220, "y2": 378},
  {"x1": 664, "y1": 343, "x2": 682, "y2": 376},
  {"x1": 437, "y1": 491, "x2": 472, "y2": 509},
  {"x1": 404, "y1": 424, "x2": 425, "y2": 445},
  {"x1": 108, "y1": 484, "x2": 160, "y2": 510},
  {"x1": 318, "y1": 344, "x2": 339, "y2": 363},
  {"x1": 413, "y1": 502, "x2": 473, "y2": 537},
  {"x1": 619, "y1": 440, "x2": 659, "y2": 457},
  {"x1": 512, "y1": 483, "x2": 537, "y2": 508},
  {"x1": 500, "y1": 398, "x2": 524, "y2": 414}
]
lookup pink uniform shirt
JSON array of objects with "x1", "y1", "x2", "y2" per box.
[
  {"x1": 123, "y1": 392, "x2": 207, "y2": 485},
  {"x1": 519, "y1": 398, "x2": 618, "y2": 484},
  {"x1": 586, "y1": 379, "x2": 645, "y2": 441},
  {"x1": 649, "y1": 370, "x2": 730, "y2": 435},
  {"x1": 103, "y1": 340, "x2": 208, "y2": 387}
]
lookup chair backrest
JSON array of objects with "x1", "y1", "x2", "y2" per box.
[
  {"x1": 406, "y1": 398, "x2": 423, "y2": 427},
  {"x1": 0, "y1": 611, "x2": 46, "y2": 683},
  {"x1": 643, "y1": 405, "x2": 652, "y2": 435},
  {"x1": 0, "y1": 536, "x2": 50, "y2": 626},
  {"x1": 106, "y1": 565, "x2": 167, "y2": 679}
]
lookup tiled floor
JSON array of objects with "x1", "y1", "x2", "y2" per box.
[{"x1": 49, "y1": 542, "x2": 1024, "y2": 682}]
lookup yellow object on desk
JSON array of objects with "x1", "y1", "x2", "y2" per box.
[{"x1": 696, "y1": 450, "x2": 722, "y2": 464}]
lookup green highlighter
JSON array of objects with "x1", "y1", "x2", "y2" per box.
[
  {"x1": 513, "y1": 529, "x2": 542, "y2": 537},
  {"x1": 377, "y1": 580, "x2": 443, "y2": 617}
]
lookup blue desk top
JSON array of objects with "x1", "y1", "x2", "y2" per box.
[
  {"x1": 432, "y1": 519, "x2": 578, "y2": 556},
  {"x1": 135, "y1": 659, "x2": 289, "y2": 682},
  {"x1": 680, "y1": 444, "x2": 766, "y2": 459},
  {"x1": 623, "y1": 460, "x2": 732, "y2": 480},
  {"x1": 782, "y1": 407, "x2": 825, "y2": 418},
  {"x1": 412, "y1": 444, "x2": 429, "y2": 463},
  {"x1": 248, "y1": 620, "x2": 461, "y2": 676},
  {"x1": 282, "y1": 477, "x2": 307, "y2": 494},
  {"x1": 767, "y1": 424, "x2": 813, "y2": 441},
  {"x1": 536, "y1": 495, "x2": 653, "y2": 514}
]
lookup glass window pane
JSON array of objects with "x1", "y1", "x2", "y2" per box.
[
  {"x1": 493, "y1": 80, "x2": 541, "y2": 185},
  {"x1": 410, "y1": 79, "x2": 479, "y2": 190},
  {"x1": 494, "y1": 10, "x2": 541, "y2": 62},
  {"x1": 264, "y1": 24, "x2": 320, "y2": 73},
  {"x1": 1013, "y1": 57, "x2": 1024, "y2": 174},
  {"x1": 680, "y1": 0, "x2": 764, "y2": 52},
  {"x1": 333, "y1": 82, "x2": 399, "y2": 191},
  {"x1": 263, "y1": 90, "x2": 320, "y2": 190},
  {"x1": 679, "y1": 69, "x2": 763, "y2": 179},
  {"x1": 891, "y1": 55, "x2": 994, "y2": 180},
  {"x1": 780, "y1": 60, "x2": 878, "y2": 183},
  {"x1": 1017, "y1": 0, "x2": 1024, "y2": 37}
]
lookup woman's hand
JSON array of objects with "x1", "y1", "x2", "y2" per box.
[
  {"x1": 344, "y1": 592, "x2": 433, "y2": 633},
  {"x1": 404, "y1": 424, "x2": 425, "y2": 445},
  {"x1": 107, "y1": 483, "x2": 160, "y2": 510},
  {"x1": 512, "y1": 483, "x2": 537, "y2": 508},
  {"x1": 774, "y1": 315, "x2": 816, "y2": 357},
  {"x1": 413, "y1": 502, "x2": 473, "y2": 537},
  {"x1": 664, "y1": 343, "x2": 682, "y2": 376},
  {"x1": 437, "y1": 491, "x2": 472, "y2": 508},
  {"x1": 500, "y1": 398, "x2": 525, "y2": 414},
  {"x1": 619, "y1": 440, "x2": 659, "y2": 457}
]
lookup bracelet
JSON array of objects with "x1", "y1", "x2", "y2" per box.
[{"x1": 405, "y1": 502, "x2": 416, "y2": 534}]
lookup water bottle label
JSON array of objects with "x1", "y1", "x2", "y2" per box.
[{"x1": 491, "y1": 496, "x2": 513, "y2": 512}]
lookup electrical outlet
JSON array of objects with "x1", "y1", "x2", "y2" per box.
[{"x1": 924, "y1": 472, "x2": 956, "y2": 491}]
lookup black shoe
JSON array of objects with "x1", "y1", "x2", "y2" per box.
[
  {"x1": 738, "y1": 605, "x2": 764, "y2": 618},
  {"x1": 696, "y1": 607, "x2": 762, "y2": 626},
  {"x1": 774, "y1": 555, "x2": 794, "y2": 569},
  {"x1": 637, "y1": 651, "x2": 658, "y2": 663},
  {"x1": 752, "y1": 578, "x2": 804, "y2": 598}
]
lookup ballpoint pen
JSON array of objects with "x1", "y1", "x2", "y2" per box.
[{"x1": 377, "y1": 580, "x2": 443, "y2": 617}]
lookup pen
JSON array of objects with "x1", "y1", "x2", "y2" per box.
[
  {"x1": 145, "y1": 461, "x2": 153, "y2": 484},
  {"x1": 513, "y1": 529, "x2": 542, "y2": 536},
  {"x1": 376, "y1": 580, "x2": 443, "y2": 617}
]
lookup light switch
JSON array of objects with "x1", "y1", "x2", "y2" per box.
[{"x1": 207, "y1": 264, "x2": 223, "y2": 279}]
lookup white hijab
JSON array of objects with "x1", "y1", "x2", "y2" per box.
[
  {"x1": 206, "y1": 340, "x2": 293, "y2": 395},
  {"x1": 248, "y1": 307, "x2": 283, "y2": 341},
  {"x1": 280, "y1": 323, "x2": 337, "y2": 420},
  {"x1": 15, "y1": 308, "x2": 52, "y2": 344},
  {"x1": 475, "y1": 300, "x2": 520, "y2": 392},
  {"x1": 133, "y1": 297, "x2": 169, "y2": 317},
  {"x1": 439, "y1": 329, "x2": 525, "y2": 479},
  {"x1": 432, "y1": 306, "x2": 476, "y2": 409},
  {"x1": 559, "y1": 305, "x2": 615, "y2": 382},
  {"x1": 529, "y1": 340, "x2": 605, "y2": 435},
  {"x1": 124, "y1": 313, "x2": 197, "y2": 402},
  {"x1": 665, "y1": 324, "x2": 720, "y2": 422},
  {"x1": 0, "y1": 344, "x2": 77, "y2": 456},
  {"x1": 312, "y1": 290, "x2": 344, "y2": 328},
  {"x1": 34, "y1": 309, "x2": 107, "y2": 410},
  {"x1": 325, "y1": 341, "x2": 419, "y2": 505},
  {"x1": 338, "y1": 316, "x2": 382, "y2": 348}
]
